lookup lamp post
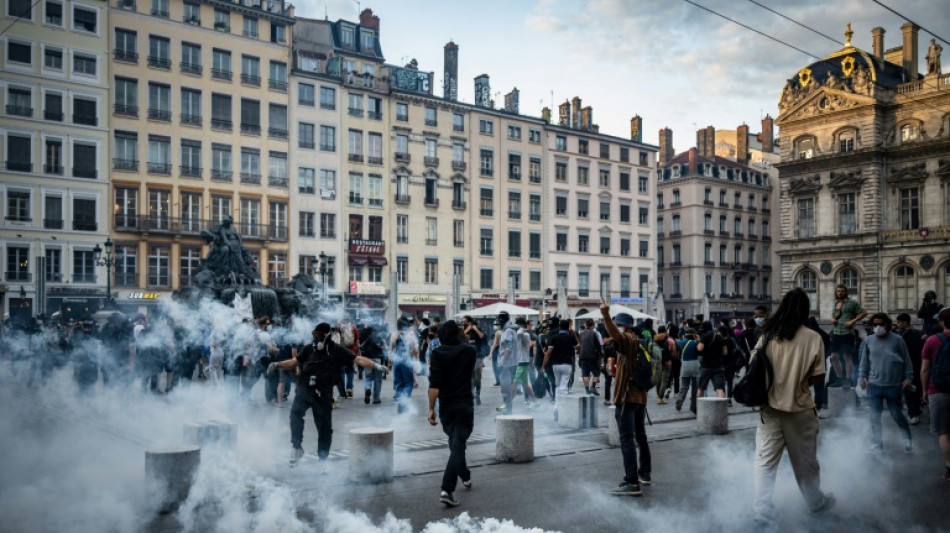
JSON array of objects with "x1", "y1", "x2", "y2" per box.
[
  {"x1": 318, "y1": 251, "x2": 334, "y2": 306},
  {"x1": 93, "y1": 237, "x2": 114, "y2": 306}
]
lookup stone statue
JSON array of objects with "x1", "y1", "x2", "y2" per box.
[
  {"x1": 926, "y1": 38, "x2": 942, "y2": 75},
  {"x1": 200, "y1": 216, "x2": 261, "y2": 285}
]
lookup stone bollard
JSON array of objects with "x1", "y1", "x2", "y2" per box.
[
  {"x1": 348, "y1": 427, "x2": 394, "y2": 484},
  {"x1": 495, "y1": 415, "x2": 534, "y2": 462},
  {"x1": 827, "y1": 387, "x2": 857, "y2": 418},
  {"x1": 606, "y1": 406, "x2": 620, "y2": 447},
  {"x1": 183, "y1": 420, "x2": 237, "y2": 449},
  {"x1": 145, "y1": 446, "x2": 201, "y2": 513},
  {"x1": 696, "y1": 397, "x2": 729, "y2": 434},
  {"x1": 557, "y1": 395, "x2": 598, "y2": 429}
]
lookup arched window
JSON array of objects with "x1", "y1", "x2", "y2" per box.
[
  {"x1": 796, "y1": 137, "x2": 815, "y2": 160},
  {"x1": 900, "y1": 123, "x2": 918, "y2": 142},
  {"x1": 839, "y1": 267, "x2": 859, "y2": 293},
  {"x1": 894, "y1": 265, "x2": 916, "y2": 310},
  {"x1": 801, "y1": 269, "x2": 818, "y2": 311},
  {"x1": 838, "y1": 130, "x2": 856, "y2": 153},
  {"x1": 942, "y1": 263, "x2": 950, "y2": 305}
]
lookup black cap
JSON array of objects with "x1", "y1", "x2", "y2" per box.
[
  {"x1": 313, "y1": 323, "x2": 332, "y2": 335},
  {"x1": 497, "y1": 311, "x2": 510, "y2": 324}
]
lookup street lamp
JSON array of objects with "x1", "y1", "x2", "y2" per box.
[
  {"x1": 93, "y1": 237, "x2": 114, "y2": 306},
  {"x1": 317, "y1": 251, "x2": 334, "y2": 306}
]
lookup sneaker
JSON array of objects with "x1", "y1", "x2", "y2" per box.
[
  {"x1": 909, "y1": 416, "x2": 921, "y2": 425},
  {"x1": 869, "y1": 443, "x2": 883, "y2": 452},
  {"x1": 372, "y1": 400, "x2": 381, "y2": 404},
  {"x1": 657, "y1": 399, "x2": 667, "y2": 405},
  {"x1": 809, "y1": 493, "x2": 836, "y2": 515},
  {"x1": 727, "y1": 400, "x2": 733, "y2": 408},
  {"x1": 492, "y1": 382, "x2": 500, "y2": 387},
  {"x1": 591, "y1": 388, "x2": 600, "y2": 396},
  {"x1": 365, "y1": 390, "x2": 372, "y2": 405},
  {"x1": 610, "y1": 481, "x2": 642, "y2": 497},
  {"x1": 675, "y1": 399, "x2": 683, "y2": 411},
  {"x1": 603, "y1": 400, "x2": 612, "y2": 406},
  {"x1": 439, "y1": 491, "x2": 460, "y2": 507},
  {"x1": 289, "y1": 446, "x2": 304, "y2": 466},
  {"x1": 904, "y1": 441, "x2": 914, "y2": 454},
  {"x1": 638, "y1": 473, "x2": 652, "y2": 485},
  {"x1": 526, "y1": 402, "x2": 539, "y2": 410},
  {"x1": 318, "y1": 460, "x2": 330, "y2": 474},
  {"x1": 496, "y1": 405, "x2": 507, "y2": 413},
  {"x1": 347, "y1": 389, "x2": 354, "y2": 398},
  {"x1": 462, "y1": 478, "x2": 472, "y2": 489}
]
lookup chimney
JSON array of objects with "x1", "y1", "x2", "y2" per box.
[
  {"x1": 761, "y1": 114, "x2": 774, "y2": 153},
  {"x1": 736, "y1": 124, "x2": 749, "y2": 165},
  {"x1": 571, "y1": 96, "x2": 581, "y2": 129},
  {"x1": 541, "y1": 106, "x2": 551, "y2": 124},
  {"x1": 358, "y1": 8, "x2": 379, "y2": 30},
  {"x1": 558, "y1": 100, "x2": 571, "y2": 127},
  {"x1": 658, "y1": 127, "x2": 673, "y2": 164},
  {"x1": 630, "y1": 115, "x2": 642, "y2": 142},
  {"x1": 443, "y1": 41, "x2": 458, "y2": 101},
  {"x1": 474, "y1": 74, "x2": 490, "y2": 107},
  {"x1": 504, "y1": 88, "x2": 519, "y2": 114},
  {"x1": 696, "y1": 128, "x2": 707, "y2": 156},
  {"x1": 580, "y1": 106, "x2": 592, "y2": 131},
  {"x1": 872, "y1": 27, "x2": 886, "y2": 60},
  {"x1": 705, "y1": 125, "x2": 716, "y2": 157},
  {"x1": 688, "y1": 147, "x2": 698, "y2": 174},
  {"x1": 901, "y1": 22, "x2": 919, "y2": 79}
]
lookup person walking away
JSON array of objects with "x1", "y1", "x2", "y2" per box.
[
  {"x1": 510, "y1": 317, "x2": 539, "y2": 409},
  {"x1": 654, "y1": 325, "x2": 677, "y2": 404},
  {"x1": 427, "y1": 320, "x2": 476, "y2": 507},
  {"x1": 542, "y1": 319, "x2": 578, "y2": 420},
  {"x1": 667, "y1": 324, "x2": 682, "y2": 396},
  {"x1": 390, "y1": 318, "x2": 419, "y2": 413},
  {"x1": 829, "y1": 284, "x2": 867, "y2": 387},
  {"x1": 495, "y1": 312, "x2": 519, "y2": 413},
  {"x1": 920, "y1": 307, "x2": 950, "y2": 481},
  {"x1": 359, "y1": 325, "x2": 385, "y2": 405},
  {"x1": 752, "y1": 288, "x2": 834, "y2": 527},
  {"x1": 462, "y1": 316, "x2": 486, "y2": 405},
  {"x1": 488, "y1": 318, "x2": 504, "y2": 387},
  {"x1": 894, "y1": 313, "x2": 924, "y2": 424},
  {"x1": 601, "y1": 300, "x2": 651, "y2": 497},
  {"x1": 806, "y1": 316, "x2": 831, "y2": 413},
  {"x1": 271, "y1": 323, "x2": 388, "y2": 469},
  {"x1": 696, "y1": 322, "x2": 727, "y2": 398},
  {"x1": 858, "y1": 313, "x2": 915, "y2": 453},
  {"x1": 918, "y1": 290, "x2": 943, "y2": 338},
  {"x1": 720, "y1": 326, "x2": 742, "y2": 406},
  {"x1": 675, "y1": 329, "x2": 700, "y2": 414},
  {"x1": 335, "y1": 317, "x2": 360, "y2": 400},
  {"x1": 578, "y1": 319, "x2": 604, "y2": 396}
]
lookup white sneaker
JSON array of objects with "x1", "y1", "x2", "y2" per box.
[
  {"x1": 909, "y1": 416, "x2": 921, "y2": 425},
  {"x1": 289, "y1": 447, "x2": 304, "y2": 466},
  {"x1": 318, "y1": 460, "x2": 330, "y2": 474}
]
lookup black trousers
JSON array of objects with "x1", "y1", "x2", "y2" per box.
[
  {"x1": 290, "y1": 386, "x2": 333, "y2": 459},
  {"x1": 616, "y1": 402, "x2": 651, "y2": 483},
  {"x1": 439, "y1": 401, "x2": 474, "y2": 493}
]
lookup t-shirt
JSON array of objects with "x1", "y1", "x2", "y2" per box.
[
  {"x1": 753, "y1": 327, "x2": 825, "y2": 412},
  {"x1": 678, "y1": 338, "x2": 698, "y2": 362},
  {"x1": 547, "y1": 331, "x2": 577, "y2": 366},
  {"x1": 578, "y1": 328, "x2": 603, "y2": 361},
  {"x1": 699, "y1": 332, "x2": 725, "y2": 369},
  {"x1": 832, "y1": 297, "x2": 865, "y2": 336},
  {"x1": 295, "y1": 341, "x2": 356, "y2": 395},
  {"x1": 429, "y1": 343, "x2": 476, "y2": 404},
  {"x1": 922, "y1": 328, "x2": 950, "y2": 394}
]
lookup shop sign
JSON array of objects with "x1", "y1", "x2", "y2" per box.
[
  {"x1": 400, "y1": 294, "x2": 447, "y2": 304},
  {"x1": 128, "y1": 292, "x2": 162, "y2": 300},
  {"x1": 349, "y1": 239, "x2": 385, "y2": 255},
  {"x1": 349, "y1": 281, "x2": 387, "y2": 295}
]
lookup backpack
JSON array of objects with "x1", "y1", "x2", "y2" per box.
[
  {"x1": 733, "y1": 333, "x2": 774, "y2": 407},
  {"x1": 932, "y1": 333, "x2": 950, "y2": 393},
  {"x1": 340, "y1": 324, "x2": 356, "y2": 348},
  {"x1": 657, "y1": 335, "x2": 673, "y2": 364},
  {"x1": 629, "y1": 342, "x2": 661, "y2": 391}
]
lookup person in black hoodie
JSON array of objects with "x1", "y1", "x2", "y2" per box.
[{"x1": 428, "y1": 320, "x2": 476, "y2": 507}]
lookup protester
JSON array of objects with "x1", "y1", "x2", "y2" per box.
[
  {"x1": 542, "y1": 319, "x2": 578, "y2": 419},
  {"x1": 578, "y1": 319, "x2": 604, "y2": 396},
  {"x1": 829, "y1": 284, "x2": 868, "y2": 387},
  {"x1": 462, "y1": 315, "x2": 487, "y2": 406},
  {"x1": 858, "y1": 313, "x2": 914, "y2": 453},
  {"x1": 696, "y1": 321, "x2": 727, "y2": 399},
  {"x1": 751, "y1": 288, "x2": 834, "y2": 526},
  {"x1": 920, "y1": 307, "x2": 950, "y2": 481},
  {"x1": 390, "y1": 317, "x2": 420, "y2": 413},
  {"x1": 675, "y1": 329, "x2": 700, "y2": 414},
  {"x1": 894, "y1": 313, "x2": 925, "y2": 424},
  {"x1": 359, "y1": 325, "x2": 385, "y2": 405},
  {"x1": 427, "y1": 320, "x2": 476, "y2": 507},
  {"x1": 919, "y1": 290, "x2": 944, "y2": 337},
  {"x1": 654, "y1": 325, "x2": 676, "y2": 404}
]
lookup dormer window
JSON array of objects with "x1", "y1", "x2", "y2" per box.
[
  {"x1": 341, "y1": 25, "x2": 355, "y2": 47},
  {"x1": 900, "y1": 124, "x2": 918, "y2": 142},
  {"x1": 839, "y1": 132, "x2": 855, "y2": 152},
  {"x1": 704, "y1": 164, "x2": 713, "y2": 177},
  {"x1": 672, "y1": 165, "x2": 680, "y2": 178},
  {"x1": 797, "y1": 137, "x2": 815, "y2": 160},
  {"x1": 360, "y1": 29, "x2": 375, "y2": 50}
]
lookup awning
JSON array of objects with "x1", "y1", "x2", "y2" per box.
[
  {"x1": 473, "y1": 298, "x2": 533, "y2": 307},
  {"x1": 348, "y1": 255, "x2": 387, "y2": 266},
  {"x1": 368, "y1": 256, "x2": 388, "y2": 266},
  {"x1": 399, "y1": 304, "x2": 445, "y2": 313}
]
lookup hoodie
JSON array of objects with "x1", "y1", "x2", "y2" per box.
[
  {"x1": 429, "y1": 343, "x2": 476, "y2": 404},
  {"x1": 498, "y1": 321, "x2": 522, "y2": 368}
]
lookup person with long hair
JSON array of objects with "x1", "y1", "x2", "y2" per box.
[{"x1": 752, "y1": 288, "x2": 835, "y2": 527}]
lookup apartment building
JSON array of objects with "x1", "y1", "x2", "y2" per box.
[
  {"x1": 545, "y1": 98, "x2": 658, "y2": 317},
  {"x1": 0, "y1": 0, "x2": 111, "y2": 320},
  {"x1": 108, "y1": 0, "x2": 293, "y2": 309}
]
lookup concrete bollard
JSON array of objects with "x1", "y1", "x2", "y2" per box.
[
  {"x1": 348, "y1": 427, "x2": 394, "y2": 484},
  {"x1": 183, "y1": 420, "x2": 237, "y2": 449},
  {"x1": 696, "y1": 397, "x2": 729, "y2": 434},
  {"x1": 145, "y1": 445, "x2": 201, "y2": 513},
  {"x1": 827, "y1": 387, "x2": 857, "y2": 418},
  {"x1": 607, "y1": 406, "x2": 620, "y2": 447},
  {"x1": 557, "y1": 395, "x2": 598, "y2": 429},
  {"x1": 495, "y1": 415, "x2": 534, "y2": 462}
]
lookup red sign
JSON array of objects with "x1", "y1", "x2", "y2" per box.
[{"x1": 349, "y1": 239, "x2": 385, "y2": 255}]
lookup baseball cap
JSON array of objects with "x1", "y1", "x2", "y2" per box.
[{"x1": 938, "y1": 307, "x2": 950, "y2": 323}]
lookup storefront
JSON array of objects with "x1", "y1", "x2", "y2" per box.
[
  {"x1": 347, "y1": 281, "x2": 388, "y2": 323},
  {"x1": 399, "y1": 293, "x2": 447, "y2": 321}
]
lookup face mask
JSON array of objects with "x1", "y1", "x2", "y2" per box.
[
  {"x1": 873, "y1": 325, "x2": 887, "y2": 337},
  {"x1": 754, "y1": 317, "x2": 765, "y2": 327},
  {"x1": 617, "y1": 326, "x2": 626, "y2": 334}
]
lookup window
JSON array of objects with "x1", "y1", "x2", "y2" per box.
[
  {"x1": 425, "y1": 176, "x2": 437, "y2": 205},
  {"x1": 529, "y1": 129, "x2": 541, "y2": 143},
  {"x1": 509, "y1": 154, "x2": 521, "y2": 181},
  {"x1": 368, "y1": 174, "x2": 382, "y2": 207},
  {"x1": 7, "y1": 40, "x2": 32, "y2": 65},
  {"x1": 797, "y1": 137, "x2": 815, "y2": 160},
  {"x1": 899, "y1": 188, "x2": 920, "y2": 230},
  {"x1": 425, "y1": 106, "x2": 437, "y2": 126},
  {"x1": 44, "y1": 46, "x2": 63, "y2": 70},
  {"x1": 73, "y1": 5, "x2": 97, "y2": 32},
  {"x1": 148, "y1": 36, "x2": 170, "y2": 68},
  {"x1": 601, "y1": 235, "x2": 612, "y2": 255},
  {"x1": 6, "y1": 190, "x2": 31, "y2": 221},
  {"x1": 396, "y1": 215, "x2": 408, "y2": 243},
  {"x1": 839, "y1": 267, "x2": 858, "y2": 292},
  {"x1": 837, "y1": 193, "x2": 856, "y2": 234},
  {"x1": 241, "y1": 55, "x2": 260, "y2": 85},
  {"x1": 8, "y1": 87, "x2": 32, "y2": 117},
  {"x1": 578, "y1": 139, "x2": 588, "y2": 155},
  {"x1": 479, "y1": 119, "x2": 493, "y2": 135},
  {"x1": 299, "y1": 212, "x2": 315, "y2": 237},
  {"x1": 672, "y1": 244, "x2": 681, "y2": 263},
  {"x1": 893, "y1": 265, "x2": 916, "y2": 310},
  {"x1": 578, "y1": 234, "x2": 589, "y2": 253},
  {"x1": 268, "y1": 151, "x2": 287, "y2": 185},
  {"x1": 45, "y1": 138, "x2": 64, "y2": 175},
  {"x1": 71, "y1": 97, "x2": 97, "y2": 128},
  {"x1": 148, "y1": 83, "x2": 171, "y2": 121},
  {"x1": 209, "y1": 194, "x2": 230, "y2": 224},
  {"x1": 72, "y1": 249, "x2": 95, "y2": 283},
  {"x1": 480, "y1": 228, "x2": 493, "y2": 256},
  {"x1": 507, "y1": 124, "x2": 521, "y2": 140},
  {"x1": 180, "y1": 140, "x2": 201, "y2": 177},
  {"x1": 577, "y1": 166, "x2": 589, "y2": 185},
  {"x1": 243, "y1": 16, "x2": 258, "y2": 38},
  {"x1": 213, "y1": 9, "x2": 229, "y2": 30},
  {"x1": 395, "y1": 102, "x2": 408, "y2": 121},
  {"x1": 529, "y1": 157, "x2": 541, "y2": 183},
  {"x1": 556, "y1": 232, "x2": 568, "y2": 251},
  {"x1": 240, "y1": 197, "x2": 260, "y2": 236},
  {"x1": 453, "y1": 113, "x2": 464, "y2": 132},
  {"x1": 179, "y1": 88, "x2": 201, "y2": 126},
  {"x1": 555, "y1": 162, "x2": 568, "y2": 181},
  {"x1": 672, "y1": 189, "x2": 680, "y2": 204},
  {"x1": 800, "y1": 269, "x2": 817, "y2": 310},
  {"x1": 209, "y1": 93, "x2": 232, "y2": 131},
  {"x1": 147, "y1": 245, "x2": 170, "y2": 287},
  {"x1": 508, "y1": 191, "x2": 521, "y2": 219},
  {"x1": 509, "y1": 271, "x2": 521, "y2": 291},
  {"x1": 638, "y1": 206, "x2": 649, "y2": 225},
  {"x1": 529, "y1": 194, "x2": 541, "y2": 221},
  {"x1": 240, "y1": 148, "x2": 260, "y2": 181},
  {"x1": 748, "y1": 218, "x2": 756, "y2": 237},
  {"x1": 528, "y1": 232, "x2": 541, "y2": 259},
  {"x1": 73, "y1": 53, "x2": 97, "y2": 76},
  {"x1": 556, "y1": 136, "x2": 566, "y2": 151},
  {"x1": 672, "y1": 214, "x2": 680, "y2": 232},
  {"x1": 320, "y1": 87, "x2": 336, "y2": 110},
  {"x1": 181, "y1": 43, "x2": 201, "y2": 74},
  {"x1": 599, "y1": 168, "x2": 610, "y2": 188},
  {"x1": 578, "y1": 272, "x2": 589, "y2": 297},
  {"x1": 318, "y1": 213, "x2": 335, "y2": 239},
  {"x1": 600, "y1": 201, "x2": 610, "y2": 221},
  {"x1": 618, "y1": 172, "x2": 630, "y2": 191},
  {"x1": 620, "y1": 203, "x2": 632, "y2": 223},
  {"x1": 270, "y1": 24, "x2": 285, "y2": 44},
  {"x1": 454, "y1": 220, "x2": 465, "y2": 248},
  {"x1": 480, "y1": 268, "x2": 493, "y2": 290},
  {"x1": 719, "y1": 244, "x2": 727, "y2": 263},
  {"x1": 480, "y1": 149, "x2": 493, "y2": 176},
  {"x1": 734, "y1": 217, "x2": 742, "y2": 234},
  {"x1": 577, "y1": 198, "x2": 588, "y2": 218},
  {"x1": 508, "y1": 230, "x2": 521, "y2": 258},
  {"x1": 638, "y1": 175, "x2": 649, "y2": 193},
  {"x1": 555, "y1": 195, "x2": 566, "y2": 216},
  {"x1": 348, "y1": 173, "x2": 363, "y2": 204},
  {"x1": 900, "y1": 124, "x2": 918, "y2": 142},
  {"x1": 797, "y1": 198, "x2": 815, "y2": 238},
  {"x1": 147, "y1": 135, "x2": 171, "y2": 174},
  {"x1": 297, "y1": 122, "x2": 316, "y2": 149},
  {"x1": 268, "y1": 104, "x2": 287, "y2": 138},
  {"x1": 317, "y1": 125, "x2": 336, "y2": 152}
]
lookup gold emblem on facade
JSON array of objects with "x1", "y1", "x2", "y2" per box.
[
  {"x1": 842, "y1": 56, "x2": 855, "y2": 77},
  {"x1": 798, "y1": 67, "x2": 813, "y2": 87}
]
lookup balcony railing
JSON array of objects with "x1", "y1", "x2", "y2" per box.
[
  {"x1": 452, "y1": 160, "x2": 466, "y2": 171},
  {"x1": 508, "y1": 211, "x2": 521, "y2": 220},
  {"x1": 6, "y1": 105, "x2": 32, "y2": 117},
  {"x1": 72, "y1": 220, "x2": 98, "y2": 231},
  {"x1": 6, "y1": 271, "x2": 31, "y2": 282},
  {"x1": 113, "y1": 158, "x2": 138, "y2": 171},
  {"x1": 211, "y1": 170, "x2": 232, "y2": 182},
  {"x1": 114, "y1": 49, "x2": 138, "y2": 63},
  {"x1": 211, "y1": 68, "x2": 232, "y2": 81},
  {"x1": 112, "y1": 214, "x2": 287, "y2": 241},
  {"x1": 395, "y1": 152, "x2": 410, "y2": 163},
  {"x1": 452, "y1": 200, "x2": 466, "y2": 210},
  {"x1": 44, "y1": 164, "x2": 63, "y2": 175},
  {"x1": 180, "y1": 62, "x2": 202, "y2": 75},
  {"x1": 367, "y1": 111, "x2": 382, "y2": 120},
  {"x1": 72, "y1": 167, "x2": 97, "y2": 179},
  {"x1": 299, "y1": 140, "x2": 315, "y2": 149},
  {"x1": 424, "y1": 197, "x2": 439, "y2": 208},
  {"x1": 147, "y1": 108, "x2": 171, "y2": 121},
  {"x1": 6, "y1": 161, "x2": 31, "y2": 172},
  {"x1": 114, "y1": 104, "x2": 138, "y2": 117},
  {"x1": 348, "y1": 153, "x2": 364, "y2": 163},
  {"x1": 425, "y1": 118, "x2": 437, "y2": 127},
  {"x1": 348, "y1": 193, "x2": 363, "y2": 205},
  {"x1": 424, "y1": 156, "x2": 439, "y2": 167},
  {"x1": 44, "y1": 110, "x2": 64, "y2": 121},
  {"x1": 240, "y1": 123, "x2": 261, "y2": 135},
  {"x1": 368, "y1": 197, "x2": 383, "y2": 207},
  {"x1": 268, "y1": 176, "x2": 288, "y2": 188},
  {"x1": 530, "y1": 213, "x2": 541, "y2": 221},
  {"x1": 367, "y1": 156, "x2": 383, "y2": 165},
  {"x1": 115, "y1": 273, "x2": 137, "y2": 287},
  {"x1": 268, "y1": 128, "x2": 288, "y2": 139},
  {"x1": 240, "y1": 172, "x2": 261, "y2": 184},
  {"x1": 180, "y1": 165, "x2": 202, "y2": 178},
  {"x1": 211, "y1": 118, "x2": 232, "y2": 131},
  {"x1": 269, "y1": 79, "x2": 288, "y2": 91},
  {"x1": 147, "y1": 56, "x2": 171, "y2": 69},
  {"x1": 147, "y1": 162, "x2": 171, "y2": 174},
  {"x1": 480, "y1": 208, "x2": 493, "y2": 217},
  {"x1": 44, "y1": 218, "x2": 63, "y2": 229},
  {"x1": 394, "y1": 193, "x2": 410, "y2": 204},
  {"x1": 181, "y1": 113, "x2": 201, "y2": 126},
  {"x1": 426, "y1": 238, "x2": 437, "y2": 246},
  {"x1": 241, "y1": 74, "x2": 261, "y2": 86}
]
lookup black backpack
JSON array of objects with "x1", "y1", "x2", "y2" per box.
[
  {"x1": 733, "y1": 333, "x2": 774, "y2": 407},
  {"x1": 932, "y1": 333, "x2": 950, "y2": 393},
  {"x1": 629, "y1": 342, "x2": 660, "y2": 391}
]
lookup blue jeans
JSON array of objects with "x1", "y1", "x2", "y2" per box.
[
  {"x1": 393, "y1": 359, "x2": 414, "y2": 412},
  {"x1": 337, "y1": 365, "x2": 355, "y2": 397},
  {"x1": 364, "y1": 365, "x2": 383, "y2": 403},
  {"x1": 615, "y1": 403, "x2": 651, "y2": 483},
  {"x1": 867, "y1": 384, "x2": 912, "y2": 446}
]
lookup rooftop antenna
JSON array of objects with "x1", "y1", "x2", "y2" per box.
[{"x1": 351, "y1": 0, "x2": 359, "y2": 15}]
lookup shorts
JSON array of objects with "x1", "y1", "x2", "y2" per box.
[
  {"x1": 513, "y1": 363, "x2": 531, "y2": 384},
  {"x1": 930, "y1": 392, "x2": 949, "y2": 435},
  {"x1": 830, "y1": 334, "x2": 857, "y2": 357},
  {"x1": 698, "y1": 367, "x2": 725, "y2": 392},
  {"x1": 579, "y1": 359, "x2": 601, "y2": 378}
]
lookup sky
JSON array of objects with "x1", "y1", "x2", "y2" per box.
[{"x1": 295, "y1": 0, "x2": 950, "y2": 151}]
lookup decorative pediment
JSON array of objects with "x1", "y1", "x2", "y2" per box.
[
  {"x1": 887, "y1": 162, "x2": 928, "y2": 185},
  {"x1": 788, "y1": 175, "x2": 822, "y2": 196},
  {"x1": 451, "y1": 173, "x2": 467, "y2": 183},
  {"x1": 599, "y1": 224, "x2": 613, "y2": 233},
  {"x1": 936, "y1": 159, "x2": 950, "y2": 182},
  {"x1": 782, "y1": 90, "x2": 867, "y2": 121},
  {"x1": 828, "y1": 169, "x2": 865, "y2": 190}
]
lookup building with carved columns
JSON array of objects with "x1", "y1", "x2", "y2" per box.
[{"x1": 775, "y1": 23, "x2": 950, "y2": 319}]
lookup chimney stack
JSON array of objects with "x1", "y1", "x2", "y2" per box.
[
  {"x1": 658, "y1": 128, "x2": 673, "y2": 164},
  {"x1": 571, "y1": 96, "x2": 581, "y2": 129},
  {"x1": 580, "y1": 106, "x2": 592, "y2": 131},
  {"x1": 688, "y1": 147, "x2": 698, "y2": 174},
  {"x1": 443, "y1": 41, "x2": 458, "y2": 101},
  {"x1": 705, "y1": 125, "x2": 715, "y2": 157},
  {"x1": 761, "y1": 114, "x2": 774, "y2": 153},
  {"x1": 736, "y1": 124, "x2": 749, "y2": 165},
  {"x1": 504, "y1": 87, "x2": 519, "y2": 114},
  {"x1": 358, "y1": 8, "x2": 379, "y2": 30},
  {"x1": 558, "y1": 100, "x2": 571, "y2": 127},
  {"x1": 541, "y1": 107, "x2": 551, "y2": 124},
  {"x1": 630, "y1": 115, "x2": 642, "y2": 142},
  {"x1": 901, "y1": 22, "x2": 919, "y2": 79},
  {"x1": 696, "y1": 128, "x2": 707, "y2": 156},
  {"x1": 872, "y1": 27, "x2": 886, "y2": 60},
  {"x1": 474, "y1": 74, "x2": 490, "y2": 107}
]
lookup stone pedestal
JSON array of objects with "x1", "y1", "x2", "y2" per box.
[
  {"x1": 183, "y1": 420, "x2": 237, "y2": 449},
  {"x1": 495, "y1": 415, "x2": 534, "y2": 462},
  {"x1": 696, "y1": 397, "x2": 729, "y2": 434},
  {"x1": 348, "y1": 427, "x2": 394, "y2": 484},
  {"x1": 606, "y1": 406, "x2": 620, "y2": 447},
  {"x1": 145, "y1": 446, "x2": 201, "y2": 513},
  {"x1": 827, "y1": 387, "x2": 857, "y2": 418},
  {"x1": 557, "y1": 395, "x2": 598, "y2": 429}
]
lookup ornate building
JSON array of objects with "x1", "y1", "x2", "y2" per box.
[{"x1": 775, "y1": 23, "x2": 950, "y2": 318}]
